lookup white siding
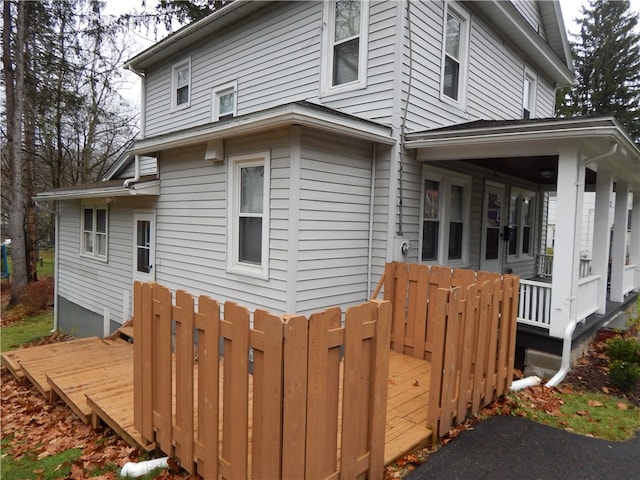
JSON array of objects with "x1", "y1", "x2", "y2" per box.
[
  {"x1": 295, "y1": 130, "x2": 374, "y2": 314},
  {"x1": 119, "y1": 156, "x2": 158, "y2": 178},
  {"x1": 510, "y1": 0, "x2": 546, "y2": 39},
  {"x1": 57, "y1": 197, "x2": 155, "y2": 324}
]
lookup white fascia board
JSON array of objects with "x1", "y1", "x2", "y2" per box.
[
  {"x1": 34, "y1": 180, "x2": 160, "y2": 201},
  {"x1": 129, "y1": 104, "x2": 395, "y2": 155},
  {"x1": 468, "y1": 0, "x2": 575, "y2": 86}
]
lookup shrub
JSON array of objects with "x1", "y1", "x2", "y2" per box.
[
  {"x1": 20, "y1": 279, "x2": 54, "y2": 316},
  {"x1": 606, "y1": 336, "x2": 640, "y2": 364},
  {"x1": 609, "y1": 361, "x2": 640, "y2": 393}
]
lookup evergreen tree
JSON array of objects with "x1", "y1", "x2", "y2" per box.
[{"x1": 558, "y1": 0, "x2": 640, "y2": 143}]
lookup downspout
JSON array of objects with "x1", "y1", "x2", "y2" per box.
[
  {"x1": 367, "y1": 144, "x2": 377, "y2": 297},
  {"x1": 123, "y1": 155, "x2": 141, "y2": 188},
  {"x1": 52, "y1": 201, "x2": 60, "y2": 332},
  {"x1": 545, "y1": 143, "x2": 618, "y2": 387},
  {"x1": 127, "y1": 65, "x2": 146, "y2": 138}
]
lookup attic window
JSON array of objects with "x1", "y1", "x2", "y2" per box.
[
  {"x1": 212, "y1": 81, "x2": 237, "y2": 121},
  {"x1": 172, "y1": 59, "x2": 191, "y2": 110},
  {"x1": 321, "y1": 0, "x2": 369, "y2": 95}
]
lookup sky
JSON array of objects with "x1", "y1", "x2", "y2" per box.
[{"x1": 109, "y1": 0, "x2": 640, "y2": 108}]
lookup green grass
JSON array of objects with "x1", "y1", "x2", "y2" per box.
[
  {"x1": 4, "y1": 247, "x2": 54, "y2": 279},
  {"x1": 0, "y1": 442, "x2": 82, "y2": 480},
  {"x1": 1, "y1": 311, "x2": 54, "y2": 353},
  {"x1": 512, "y1": 390, "x2": 640, "y2": 442}
]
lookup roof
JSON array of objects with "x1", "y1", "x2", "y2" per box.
[
  {"x1": 35, "y1": 176, "x2": 160, "y2": 201},
  {"x1": 129, "y1": 101, "x2": 395, "y2": 155}
]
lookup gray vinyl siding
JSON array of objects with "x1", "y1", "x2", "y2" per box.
[
  {"x1": 510, "y1": 0, "x2": 546, "y2": 39},
  {"x1": 119, "y1": 156, "x2": 158, "y2": 178},
  {"x1": 295, "y1": 130, "x2": 374, "y2": 314},
  {"x1": 536, "y1": 75, "x2": 556, "y2": 118},
  {"x1": 153, "y1": 130, "x2": 291, "y2": 315},
  {"x1": 57, "y1": 197, "x2": 155, "y2": 329}
]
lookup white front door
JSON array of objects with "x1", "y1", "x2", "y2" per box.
[
  {"x1": 133, "y1": 212, "x2": 156, "y2": 282},
  {"x1": 481, "y1": 182, "x2": 506, "y2": 273}
]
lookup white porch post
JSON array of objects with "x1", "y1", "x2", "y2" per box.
[
  {"x1": 550, "y1": 146, "x2": 584, "y2": 338},
  {"x1": 630, "y1": 192, "x2": 640, "y2": 292},
  {"x1": 610, "y1": 181, "x2": 630, "y2": 302},
  {"x1": 592, "y1": 170, "x2": 613, "y2": 313}
]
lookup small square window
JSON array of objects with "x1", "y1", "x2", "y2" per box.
[{"x1": 212, "y1": 82, "x2": 237, "y2": 121}]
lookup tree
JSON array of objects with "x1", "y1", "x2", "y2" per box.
[{"x1": 557, "y1": 0, "x2": 640, "y2": 143}]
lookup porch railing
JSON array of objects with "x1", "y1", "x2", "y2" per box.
[
  {"x1": 535, "y1": 254, "x2": 592, "y2": 279},
  {"x1": 623, "y1": 264, "x2": 638, "y2": 296},
  {"x1": 575, "y1": 274, "x2": 601, "y2": 322},
  {"x1": 517, "y1": 279, "x2": 552, "y2": 330}
]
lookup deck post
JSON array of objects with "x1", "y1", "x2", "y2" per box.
[
  {"x1": 592, "y1": 170, "x2": 613, "y2": 313},
  {"x1": 610, "y1": 180, "x2": 630, "y2": 302}
]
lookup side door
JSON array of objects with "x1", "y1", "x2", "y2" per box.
[
  {"x1": 133, "y1": 212, "x2": 156, "y2": 282},
  {"x1": 480, "y1": 182, "x2": 506, "y2": 273}
]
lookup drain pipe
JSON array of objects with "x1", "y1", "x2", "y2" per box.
[
  {"x1": 544, "y1": 143, "x2": 618, "y2": 387},
  {"x1": 123, "y1": 155, "x2": 141, "y2": 188},
  {"x1": 120, "y1": 456, "x2": 169, "y2": 477}
]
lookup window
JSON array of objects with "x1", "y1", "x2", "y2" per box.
[
  {"x1": 507, "y1": 189, "x2": 535, "y2": 259},
  {"x1": 227, "y1": 151, "x2": 270, "y2": 278},
  {"x1": 522, "y1": 68, "x2": 537, "y2": 119},
  {"x1": 420, "y1": 167, "x2": 470, "y2": 265},
  {"x1": 321, "y1": 0, "x2": 369, "y2": 94},
  {"x1": 212, "y1": 81, "x2": 237, "y2": 121},
  {"x1": 440, "y1": 4, "x2": 470, "y2": 105},
  {"x1": 172, "y1": 59, "x2": 191, "y2": 110},
  {"x1": 81, "y1": 204, "x2": 108, "y2": 260},
  {"x1": 133, "y1": 212, "x2": 155, "y2": 281}
]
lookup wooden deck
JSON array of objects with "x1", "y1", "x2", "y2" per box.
[{"x1": 1, "y1": 338, "x2": 431, "y2": 467}]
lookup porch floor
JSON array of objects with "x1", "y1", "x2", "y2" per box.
[{"x1": 1, "y1": 338, "x2": 432, "y2": 468}]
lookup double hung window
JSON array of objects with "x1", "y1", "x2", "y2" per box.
[
  {"x1": 82, "y1": 204, "x2": 108, "y2": 260},
  {"x1": 522, "y1": 68, "x2": 537, "y2": 119},
  {"x1": 172, "y1": 59, "x2": 191, "y2": 110},
  {"x1": 213, "y1": 81, "x2": 237, "y2": 121},
  {"x1": 420, "y1": 168, "x2": 470, "y2": 266},
  {"x1": 227, "y1": 151, "x2": 270, "y2": 278},
  {"x1": 322, "y1": 0, "x2": 369, "y2": 94},
  {"x1": 440, "y1": 4, "x2": 470, "y2": 105}
]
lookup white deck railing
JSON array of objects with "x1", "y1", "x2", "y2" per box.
[
  {"x1": 575, "y1": 274, "x2": 601, "y2": 322},
  {"x1": 535, "y1": 254, "x2": 592, "y2": 279},
  {"x1": 518, "y1": 279, "x2": 552, "y2": 330},
  {"x1": 623, "y1": 264, "x2": 638, "y2": 296}
]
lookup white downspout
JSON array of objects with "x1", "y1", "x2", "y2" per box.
[
  {"x1": 544, "y1": 143, "x2": 618, "y2": 387},
  {"x1": 120, "y1": 457, "x2": 169, "y2": 477},
  {"x1": 52, "y1": 201, "x2": 60, "y2": 332},
  {"x1": 123, "y1": 155, "x2": 141, "y2": 188}
]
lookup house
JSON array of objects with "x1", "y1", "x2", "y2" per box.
[{"x1": 37, "y1": 0, "x2": 640, "y2": 375}]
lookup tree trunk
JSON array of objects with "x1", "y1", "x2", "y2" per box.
[{"x1": 3, "y1": 0, "x2": 29, "y2": 305}]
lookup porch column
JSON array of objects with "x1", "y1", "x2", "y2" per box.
[
  {"x1": 550, "y1": 146, "x2": 584, "y2": 338},
  {"x1": 610, "y1": 181, "x2": 630, "y2": 302},
  {"x1": 592, "y1": 169, "x2": 613, "y2": 313},
  {"x1": 630, "y1": 191, "x2": 640, "y2": 292}
]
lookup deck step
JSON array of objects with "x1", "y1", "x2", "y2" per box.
[
  {"x1": 108, "y1": 319, "x2": 134, "y2": 343},
  {"x1": 1, "y1": 351, "x2": 25, "y2": 381}
]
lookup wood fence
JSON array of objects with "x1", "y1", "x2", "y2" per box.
[
  {"x1": 372, "y1": 262, "x2": 519, "y2": 437},
  {"x1": 133, "y1": 282, "x2": 392, "y2": 479}
]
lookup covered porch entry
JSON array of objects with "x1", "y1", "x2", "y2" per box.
[{"x1": 405, "y1": 117, "x2": 640, "y2": 366}]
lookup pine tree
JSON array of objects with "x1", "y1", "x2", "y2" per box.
[{"x1": 558, "y1": 0, "x2": 640, "y2": 143}]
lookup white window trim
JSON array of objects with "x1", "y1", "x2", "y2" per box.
[
  {"x1": 212, "y1": 80, "x2": 238, "y2": 122},
  {"x1": 320, "y1": 0, "x2": 370, "y2": 97},
  {"x1": 419, "y1": 166, "x2": 471, "y2": 267},
  {"x1": 507, "y1": 188, "x2": 536, "y2": 262},
  {"x1": 226, "y1": 151, "x2": 271, "y2": 280},
  {"x1": 522, "y1": 67, "x2": 537, "y2": 119},
  {"x1": 133, "y1": 211, "x2": 156, "y2": 282},
  {"x1": 439, "y1": 2, "x2": 471, "y2": 108},
  {"x1": 171, "y1": 58, "x2": 191, "y2": 111},
  {"x1": 80, "y1": 202, "x2": 108, "y2": 262}
]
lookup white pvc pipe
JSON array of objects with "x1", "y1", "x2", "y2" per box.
[
  {"x1": 545, "y1": 318, "x2": 577, "y2": 387},
  {"x1": 120, "y1": 457, "x2": 169, "y2": 478},
  {"x1": 510, "y1": 375, "x2": 542, "y2": 391}
]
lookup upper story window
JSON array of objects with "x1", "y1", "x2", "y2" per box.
[
  {"x1": 81, "y1": 203, "x2": 108, "y2": 260},
  {"x1": 212, "y1": 81, "x2": 237, "y2": 121},
  {"x1": 172, "y1": 59, "x2": 191, "y2": 110},
  {"x1": 227, "y1": 151, "x2": 271, "y2": 279},
  {"x1": 508, "y1": 189, "x2": 535, "y2": 259},
  {"x1": 440, "y1": 4, "x2": 470, "y2": 105},
  {"x1": 522, "y1": 68, "x2": 537, "y2": 119},
  {"x1": 420, "y1": 167, "x2": 471, "y2": 266},
  {"x1": 321, "y1": 0, "x2": 369, "y2": 95}
]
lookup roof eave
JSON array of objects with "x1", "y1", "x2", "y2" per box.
[
  {"x1": 35, "y1": 180, "x2": 160, "y2": 201},
  {"x1": 129, "y1": 103, "x2": 395, "y2": 155}
]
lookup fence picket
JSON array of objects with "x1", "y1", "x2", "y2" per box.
[{"x1": 152, "y1": 284, "x2": 173, "y2": 453}]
